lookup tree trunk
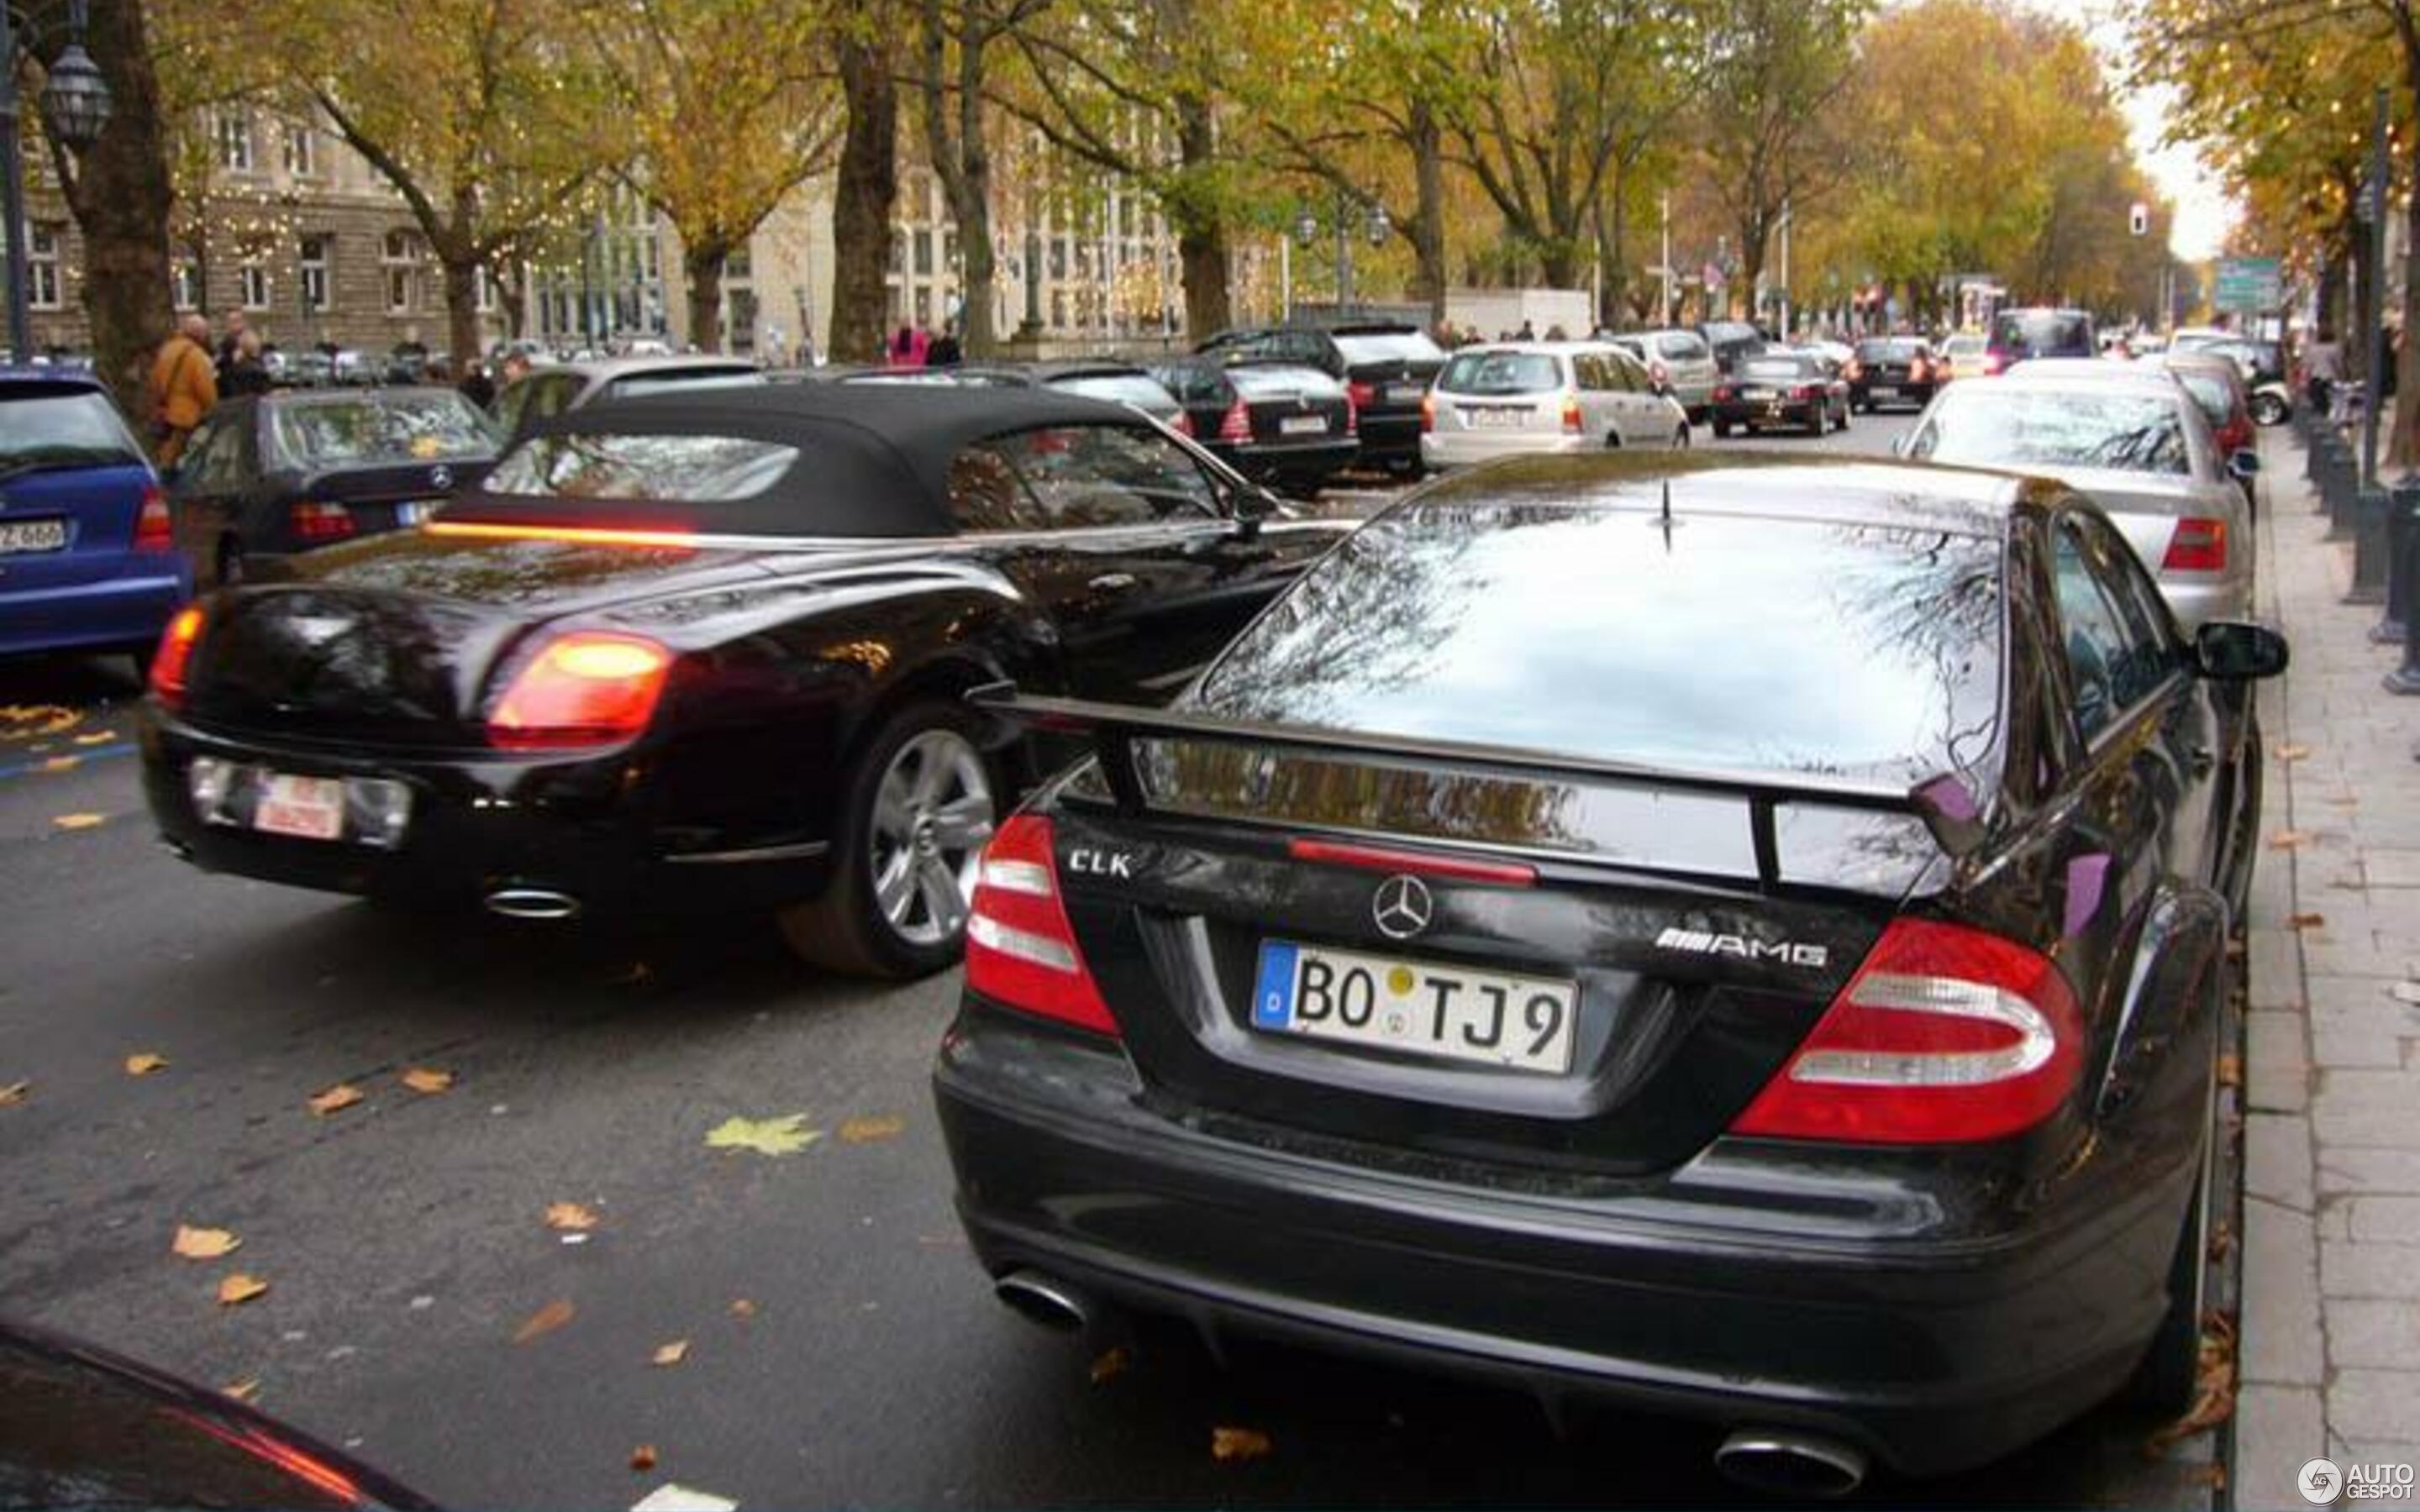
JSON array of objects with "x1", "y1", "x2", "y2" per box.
[
  {"x1": 833, "y1": 25, "x2": 898, "y2": 365},
  {"x1": 1408, "y1": 98, "x2": 1448, "y2": 323},
  {"x1": 685, "y1": 242, "x2": 728, "y2": 354},
  {"x1": 921, "y1": 0, "x2": 998, "y2": 358},
  {"x1": 70, "y1": 0, "x2": 174, "y2": 422},
  {"x1": 440, "y1": 255, "x2": 481, "y2": 374},
  {"x1": 1173, "y1": 91, "x2": 1229, "y2": 338}
]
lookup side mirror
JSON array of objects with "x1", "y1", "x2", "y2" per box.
[
  {"x1": 1231, "y1": 483, "x2": 1278, "y2": 538},
  {"x1": 2194, "y1": 618, "x2": 2290, "y2": 680},
  {"x1": 2228, "y1": 449, "x2": 2260, "y2": 480}
]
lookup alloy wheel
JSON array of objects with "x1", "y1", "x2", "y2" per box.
[{"x1": 865, "y1": 727, "x2": 995, "y2": 948}]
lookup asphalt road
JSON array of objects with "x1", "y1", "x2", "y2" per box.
[{"x1": 0, "y1": 408, "x2": 2225, "y2": 1509}]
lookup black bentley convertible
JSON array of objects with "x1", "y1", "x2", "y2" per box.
[{"x1": 139, "y1": 386, "x2": 1348, "y2": 976}]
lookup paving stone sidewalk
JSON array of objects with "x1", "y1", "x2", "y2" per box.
[{"x1": 2234, "y1": 430, "x2": 2420, "y2": 1510}]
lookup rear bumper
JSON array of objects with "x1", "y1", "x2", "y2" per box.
[
  {"x1": 935, "y1": 1006, "x2": 2186, "y2": 1478},
  {"x1": 1422, "y1": 432, "x2": 1590, "y2": 470},
  {"x1": 140, "y1": 707, "x2": 829, "y2": 916},
  {"x1": 1216, "y1": 438, "x2": 1360, "y2": 485},
  {"x1": 1849, "y1": 381, "x2": 1934, "y2": 407},
  {"x1": 1353, "y1": 413, "x2": 1423, "y2": 464},
  {"x1": 0, "y1": 564, "x2": 187, "y2": 658},
  {"x1": 1711, "y1": 401, "x2": 1820, "y2": 430}
]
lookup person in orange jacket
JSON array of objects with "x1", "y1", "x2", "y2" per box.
[{"x1": 145, "y1": 313, "x2": 218, "y2": 468}]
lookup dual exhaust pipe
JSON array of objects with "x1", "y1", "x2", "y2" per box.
[{"x1": 992, "y1": 1270, "x2": 1867, "y2": 1497}]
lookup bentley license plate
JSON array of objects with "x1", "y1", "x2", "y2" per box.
[
  {"x1": 1251, "y1": 940, "x2": 1578, "y2": 1074},
  {"x1": 254, "y1": 773, "x2": 345, "y2": 842}
]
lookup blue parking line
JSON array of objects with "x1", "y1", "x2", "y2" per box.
[{"x1": 0, "y1": 739, "x2": 137, "y2": 780}]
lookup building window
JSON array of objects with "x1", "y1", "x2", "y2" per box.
[
  {"x1": 283, "y1": 122, "x2": 316, "y2": 177},
  {"x1": 239, "y1": 256, "x2": 271, "y2": 312},
  {"x1": 215, "y1": 112, "x2": 254, "y2": 172},
  {"x1": 382, "y1": 228, "x2": 425, "y2": 313},
  {"x1": 1050, "y1": 237, "x2": 1067, "y2": 281},
  {"x1": 27, "y1": 223, "x2": 61, "y2": 310},
  {"x1": 1050, "y1": 289, "x2": 1066, "y2": 329},
  {"x1": 943, "y1": 229, "x2": 960, "y2": 272},
  {"x1": 298, "y1": 234, "x2": 329, "y2": 310},
  {"x1": 888, "y1": 230, "x2": 905, "y2": 275},
  {"x1": 913, "y1": 231, "x2": 933, "y2": 276},
  {"x1": 913, "y1": 286, "x2": 931, "y2": 327},
  {"x1": 171, "y1": 249, "x2": 202, "y2": 311},
  {"x1": 725, "y1": 243, "x2": 752, "y2": 281}
]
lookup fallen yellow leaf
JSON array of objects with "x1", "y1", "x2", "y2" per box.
[
  {"x1": 307, "y1": 1083, "x2": 364, "y2": 1117},
  {"x1": 629, "y1": 1445, "x2": 659, "y2": 1473},
  {"x1": 172, "y1": 1225, "x2": 242, "y2": 1260},
  {"x1": 2269, "y1": 830, "x2": 2311, "y2": 850},
  {"x1": 1211, "y1": 1426, "x2": 1273, "y2": 1462},
  {"x1": 0, "y1": 1080, "x2": 26, "y2": 1106},
  {"x1": 50, "y1": 812, "x2": 106, "y2": 831},
  {"x1": 651, "y1": 1339, "x2": 689, "y2": 1367},
  {"x1": 39, "y1": 755, "x2": 78, "y2": 773},
  {"x1": 1090, "y1": 1347, "x2": 1129, "y2": 1384},
  {"x1": 839, "y1": 1115, "x2": 905, "y2": 1144},
  {"x1": 72, "y1": 730, "x2": 115, "y2": 747},
  {"x1": 729, "y1": 1298, "x2": 757, "y2": 1319},
  {"x1": 217, "y1": 1273, "x2": 269, "y2": 1306},
  {"x1": 222, "y1": 1378, "x2": 261, "y2": 1404},
  {"x1": 124, "y1": 1053, "x2": 169, "y2": 1076},
  {"x1": 400, "y1": 1067, "x2": 454, "y2": 1095},
  {"x1": 2290, "y1": 913, "x2": 2327, "y2": 930},
  {"x1": 704, "y1": 1114, "x2": 821, "y2": 1157},
  {"x1": 2275, "y1": 743, "x2": 2311, "y2": 763},
  {"x1": 0, "y1": 703, "x2": 77, "y2": 736},
  {"x1": 513, "y1": 1298, "x2": 575, "y2": 1344},
  {"x1": 544, "y1": 1201, "x2": 598, "y2": 1231}
]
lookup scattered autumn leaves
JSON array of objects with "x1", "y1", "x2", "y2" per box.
[
  {"x1": 705, "y1": 1113, "x2": 821, "y2": 1156},
  {"x1": 513, "y1": 1298, "x2": 576, "y2": 1344},
  {"x1": 172, "y1": 1224, "x2": 242, "y2": 1260},
  {"x1": 307, "y1": 1083, "x2": 365, "y2": 1117},
  {"x1": 1211, "y1": 1426, "x2": 1274, "y2": 1462},
  {"x1": 217, "y1": 1273, "x2": 270, "y2": 1306},
  {"x1": 124, "y1": 1053, "x2": 168, "y2": 1076}
]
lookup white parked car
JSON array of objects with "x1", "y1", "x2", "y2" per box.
[
  {"x1": 1605, "y1": 328, "x2": 1719, "y2": 423},
  {"x1": 1900, "y1": 367, "x2": 2254, "y2": 629},
  {"x1": 1422, "y1": 343, "x2": 1690, "y2": 470}
]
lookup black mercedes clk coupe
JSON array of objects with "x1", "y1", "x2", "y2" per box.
[
  {"x1": 139, "y1": 386, "x2": 1345, "y2": 976},
  {"x1": 934, "y1": 453, "x2": 2286, "y2": 1489}
]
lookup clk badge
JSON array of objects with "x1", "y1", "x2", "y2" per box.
[{"x1": 1372, "y1": 874, "x2": 1433, "y2": 941}]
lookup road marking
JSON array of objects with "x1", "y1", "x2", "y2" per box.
[{"x1": 0, "y1": 739, "x2": 135, "y2": 781}]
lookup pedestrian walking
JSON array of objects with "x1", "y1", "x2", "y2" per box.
[
  {"x1": 457, "y1": 358, "x2": 496, "y2": 411},
  {"x1": 927, "y1": 323, "x2": 963, "y2": 368},
  {"x1": 219, "y1": 328, "x2": 273, "y2": 396},
  {"x1": 1516, "y1": 318, "x2": 1537, "y2": 341},
  {"x1": 145, "y1": 314, "x2": 218, "y2": 469},
  {"x1": 213, "y1": 307, "x2": 249, "y2": 381},
  {"x1": 2305, "y1": 328, "x2": 2343, "y2": 423},
  {"x1": 886, "y1": 323, "x2": 927, "y2": 370}
]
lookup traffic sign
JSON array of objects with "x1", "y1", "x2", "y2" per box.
[{"x1": 2213, "y1": 256, "x2": 2283, "y2": 312}]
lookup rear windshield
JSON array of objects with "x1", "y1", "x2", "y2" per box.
[
  {"x1": 0, "y1": 390, "x2": 143, "y2": 473},
  {"x1": 1657, "y1": 333, "x2": 1709, "y2": 360},
  {"x1": 484, "y1": 433, "x2": 799, "y2": 502},
  {"x1": 1192, "y1": 501, "x2": 2002, "y2": 785},
  {"x1": 1908, "y1": 388, "x2": 2191, "y2": 475},
  {"x1": 601, "y1": 370, "x2": 765, "y2": 402},
  {"x1": 1228, "y1": 365, "x2": 1341, "y2": 397},
  {"x1": 1739, "y1": 357, "x2": 1813, "y2": 381},
  {"x1": 1991, "y1": 311, "x2": 2093, "y2": 358},
  {"x1": 1050, "y1": 374, "x2": 1176, "y2": 411},
  {"x1": 1438, "y1": 351, "x2": 1562, "y2": 396},
  {"x1": 1856, "y1": 339, "x2": 1920, "y2": 360},
  {"x1": 1334, "y1": 331, "x2": 1445, "y2": 366},
  {"x1": 267, "y1": 393, "x2": 498, "y2": 470}
]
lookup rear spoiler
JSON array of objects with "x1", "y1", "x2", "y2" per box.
[{"x1": 969, "y1": 684, "x2": 1988, "y2": 874}]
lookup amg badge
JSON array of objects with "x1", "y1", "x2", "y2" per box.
[{"x1": 1655, "y1": 927, "x2": 1828, "y2": 969}]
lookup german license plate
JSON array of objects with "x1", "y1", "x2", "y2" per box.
[
  {"x1": 1470, "y1": 407, "x2": 1527, "y2": 428},
  {"x1": 1280, "y1": 415, "x2": 1328, "y2": 436},
  {"x1": 1740, "y1": 387, "x2": 1776, "y2": 401},
  {"x1": 1870, "y1": 386, "x2": 1898, "y2": 399},
  {"x1": 1392, "y1": 383, "x2": 1427, "y2": 402},
  {"x1": 1251, "y1": 940, "x2": 1579, "y2": 1074},
  {"x1": 254, "y1": 773, "x2": 345, "y2": 841},
  {"x1": 0, "y1": 517, "x2": 67, "y2": 554}
]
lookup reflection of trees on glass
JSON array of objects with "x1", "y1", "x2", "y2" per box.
[
  {"x1": 271, "y1": 394, "x2": 499, "y2": 469},
  {"x1": 324, "y1": 536, "x2": 698, "y2": 606},
  {"x1": 485, "y1": 434, "x2": 797, "y2": 503},
  {"x1": 1140, "y1": 741, "x2": 1586, "y2": 853}
]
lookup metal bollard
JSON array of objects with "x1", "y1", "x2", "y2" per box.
[
  {"x1": 2308, "y1": 423, "x2": 2329, "y2": 485},
  {"x1": 2389, "y1": 522, "x2": 2420, "y2": 692},
  {"x1": 2352, "y1": 486, "x2": 2393, "y2": 603},
  {"x1": 2323, "y1": 439, "x2": 2356, "y2": 537},
  {"x1": 2375, "y1": 480, "x2": 2420, "y2": 643}
]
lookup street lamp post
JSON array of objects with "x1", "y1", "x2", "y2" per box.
[
  {"x1": 1, "y1": 0, "x2": 113, "y2": 362},
  {"x1": 1292, "y1": 192, "x2": 1388, "y2": 322}
]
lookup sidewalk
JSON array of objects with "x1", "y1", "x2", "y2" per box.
[{"x1": 2235, "y1": 428, "x2": 2420, "y2": 1509}]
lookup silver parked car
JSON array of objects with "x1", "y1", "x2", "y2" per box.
[
  {"x1": 1900, "y1": 367, "x2": 2254, "y2": 629},
  {"x1": 1606, "y1": 328, "x2": 1719, "y2": 423},
  {"x1": 1422, "y1": 343, "x2": 1690, "y2": 470},
  {"x1": 492, "y1": 354, "x2": 765, "y2": 442}
]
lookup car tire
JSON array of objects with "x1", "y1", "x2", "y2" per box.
[
  {"x1": 1712, "y1": 419, "x2": 1732, "y2": 439},
  {"x1": 776, "y1": 700, "x2": 999, "y2": 979},
  {"x1": 2125, "y1": 1047, "x2": 2219, "y2": 1416}
]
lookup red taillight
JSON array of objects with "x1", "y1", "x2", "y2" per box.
[
  {"x1": 1792, "y1": 384, "x2": 1818, "y2": 401},
  {"x1": 1729, "y1": 917, "x2": 2082, "y2": 1144},
  {"x1": 1560, "y1": 393, "x2": 1583, "y2": 434},
  {"x1": 1287, "y1": 837, "x2": 1535, "y2": 885},
  {"x1": 1420, "y1": 392, "x2": 1436, "y2": 433},
  {"x1": 288, "y1": 501, "x2": 355, "y2": 542},
  {"x1": 1649, "y1": 361, "x2": 1670, "y2": 388},
  {"x1": 1713, "y1": 385, "x2": 1733, "y2": 403},
  {"x1": 150, "y1": 603, "x2": 205, "y2": 707},
  {"x1": 133, "y1": 486, "x2": 173, "y2": 553},
  {"x1": 1345, "y1": 393, "x2": 1360, "y2": 436},
  {"x1": 965, "y1": 814, "x2": 1118, "y2": 1037},
  {"x1": 1217, "y1": 398, "x2": 1252, "y2": 444},
  {"x1": 2162, "y1": 517, "x2": 2229, "y2": 573},
  {"x1": 1347, "y1": 379, "x2": 1378, "y2": 410},
  {"x1": 487, "y1": 631, "x2": 672, "y2": 749},
  {"x1": 1982, "y1": 353, "x2": 2006, "y2": 376}
]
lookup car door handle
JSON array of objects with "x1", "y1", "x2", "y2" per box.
[{"x1": 1088, "y1": 572, "x2": 1139, "y2": 592}]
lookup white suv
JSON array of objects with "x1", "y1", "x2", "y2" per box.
[{"x1": 1422, "y1": 344, "x2": 1691, "y2": 471}]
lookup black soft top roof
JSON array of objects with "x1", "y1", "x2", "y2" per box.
[{"x1": 450, "y1": 382, "x2": 1150, "y2": 538}]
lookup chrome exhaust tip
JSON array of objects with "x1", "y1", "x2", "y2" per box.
[
  {"x1": 484, "y1": 887, "x2": 581, "y2": 921},
  {"x1": 992, "y1": 1270, "x2": 1091, "y2": 1332},
  {"x1": 1712, "y1": 1428, "x2": 1870, "y2": 1499}
]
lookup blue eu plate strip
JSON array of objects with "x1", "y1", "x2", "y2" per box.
[{"x1": 1252, "y1": 942, "x2": 1298, "y2": 1029}]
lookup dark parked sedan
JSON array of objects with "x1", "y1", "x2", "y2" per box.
[
  {"x1": 1708, "y1": 352, "x2": 1849, "y2": 437},
  {"x1": 936, "y1": 452, "x2": 2281, "y2": 1488},
  {"x1": 1848, "y1": 336, "x2": 1942, "y2": 411},
  {"x1": 1192, "y1": 323, "x2": 1444, "y2": 475},
  {"x1": 169, "y1": 387, "x2": 502, "y2": 589},
  {"x1": 1147, "y1": 358, "x2": 1359, "y2": 493},
  {"x1": 141, "y1": 386, "x2": 1345, "y2": 977}
]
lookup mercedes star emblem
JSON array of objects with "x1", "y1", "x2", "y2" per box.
[
  {"x1": 1372, "y1": 874, "x2": 1434, "y2": 941},
  {"x1": 429, "y1": 465, "x2": 452, "y2": 491}
]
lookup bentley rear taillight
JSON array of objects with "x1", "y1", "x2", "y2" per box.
[
  {"x1": 1729, "y1": 917, "x2": 2082, "y2": 1144},
  {"x1": 965, "y1": 815, "x2": 1118, "y2": 1037},
  {"x1": 487, "y1": 631, "x2": 672, "y2": 749},
  {"x1": 150, "y1": 603, "x2": 207, "y2": 708}
]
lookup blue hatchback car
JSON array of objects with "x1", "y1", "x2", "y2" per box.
[{"x1": 0, "y1": 370, "x2": 187, "y2": 673}]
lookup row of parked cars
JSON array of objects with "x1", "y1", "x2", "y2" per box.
[{"x1": 0, "y1": 297, "x2": 2278, "y2": 1497}]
